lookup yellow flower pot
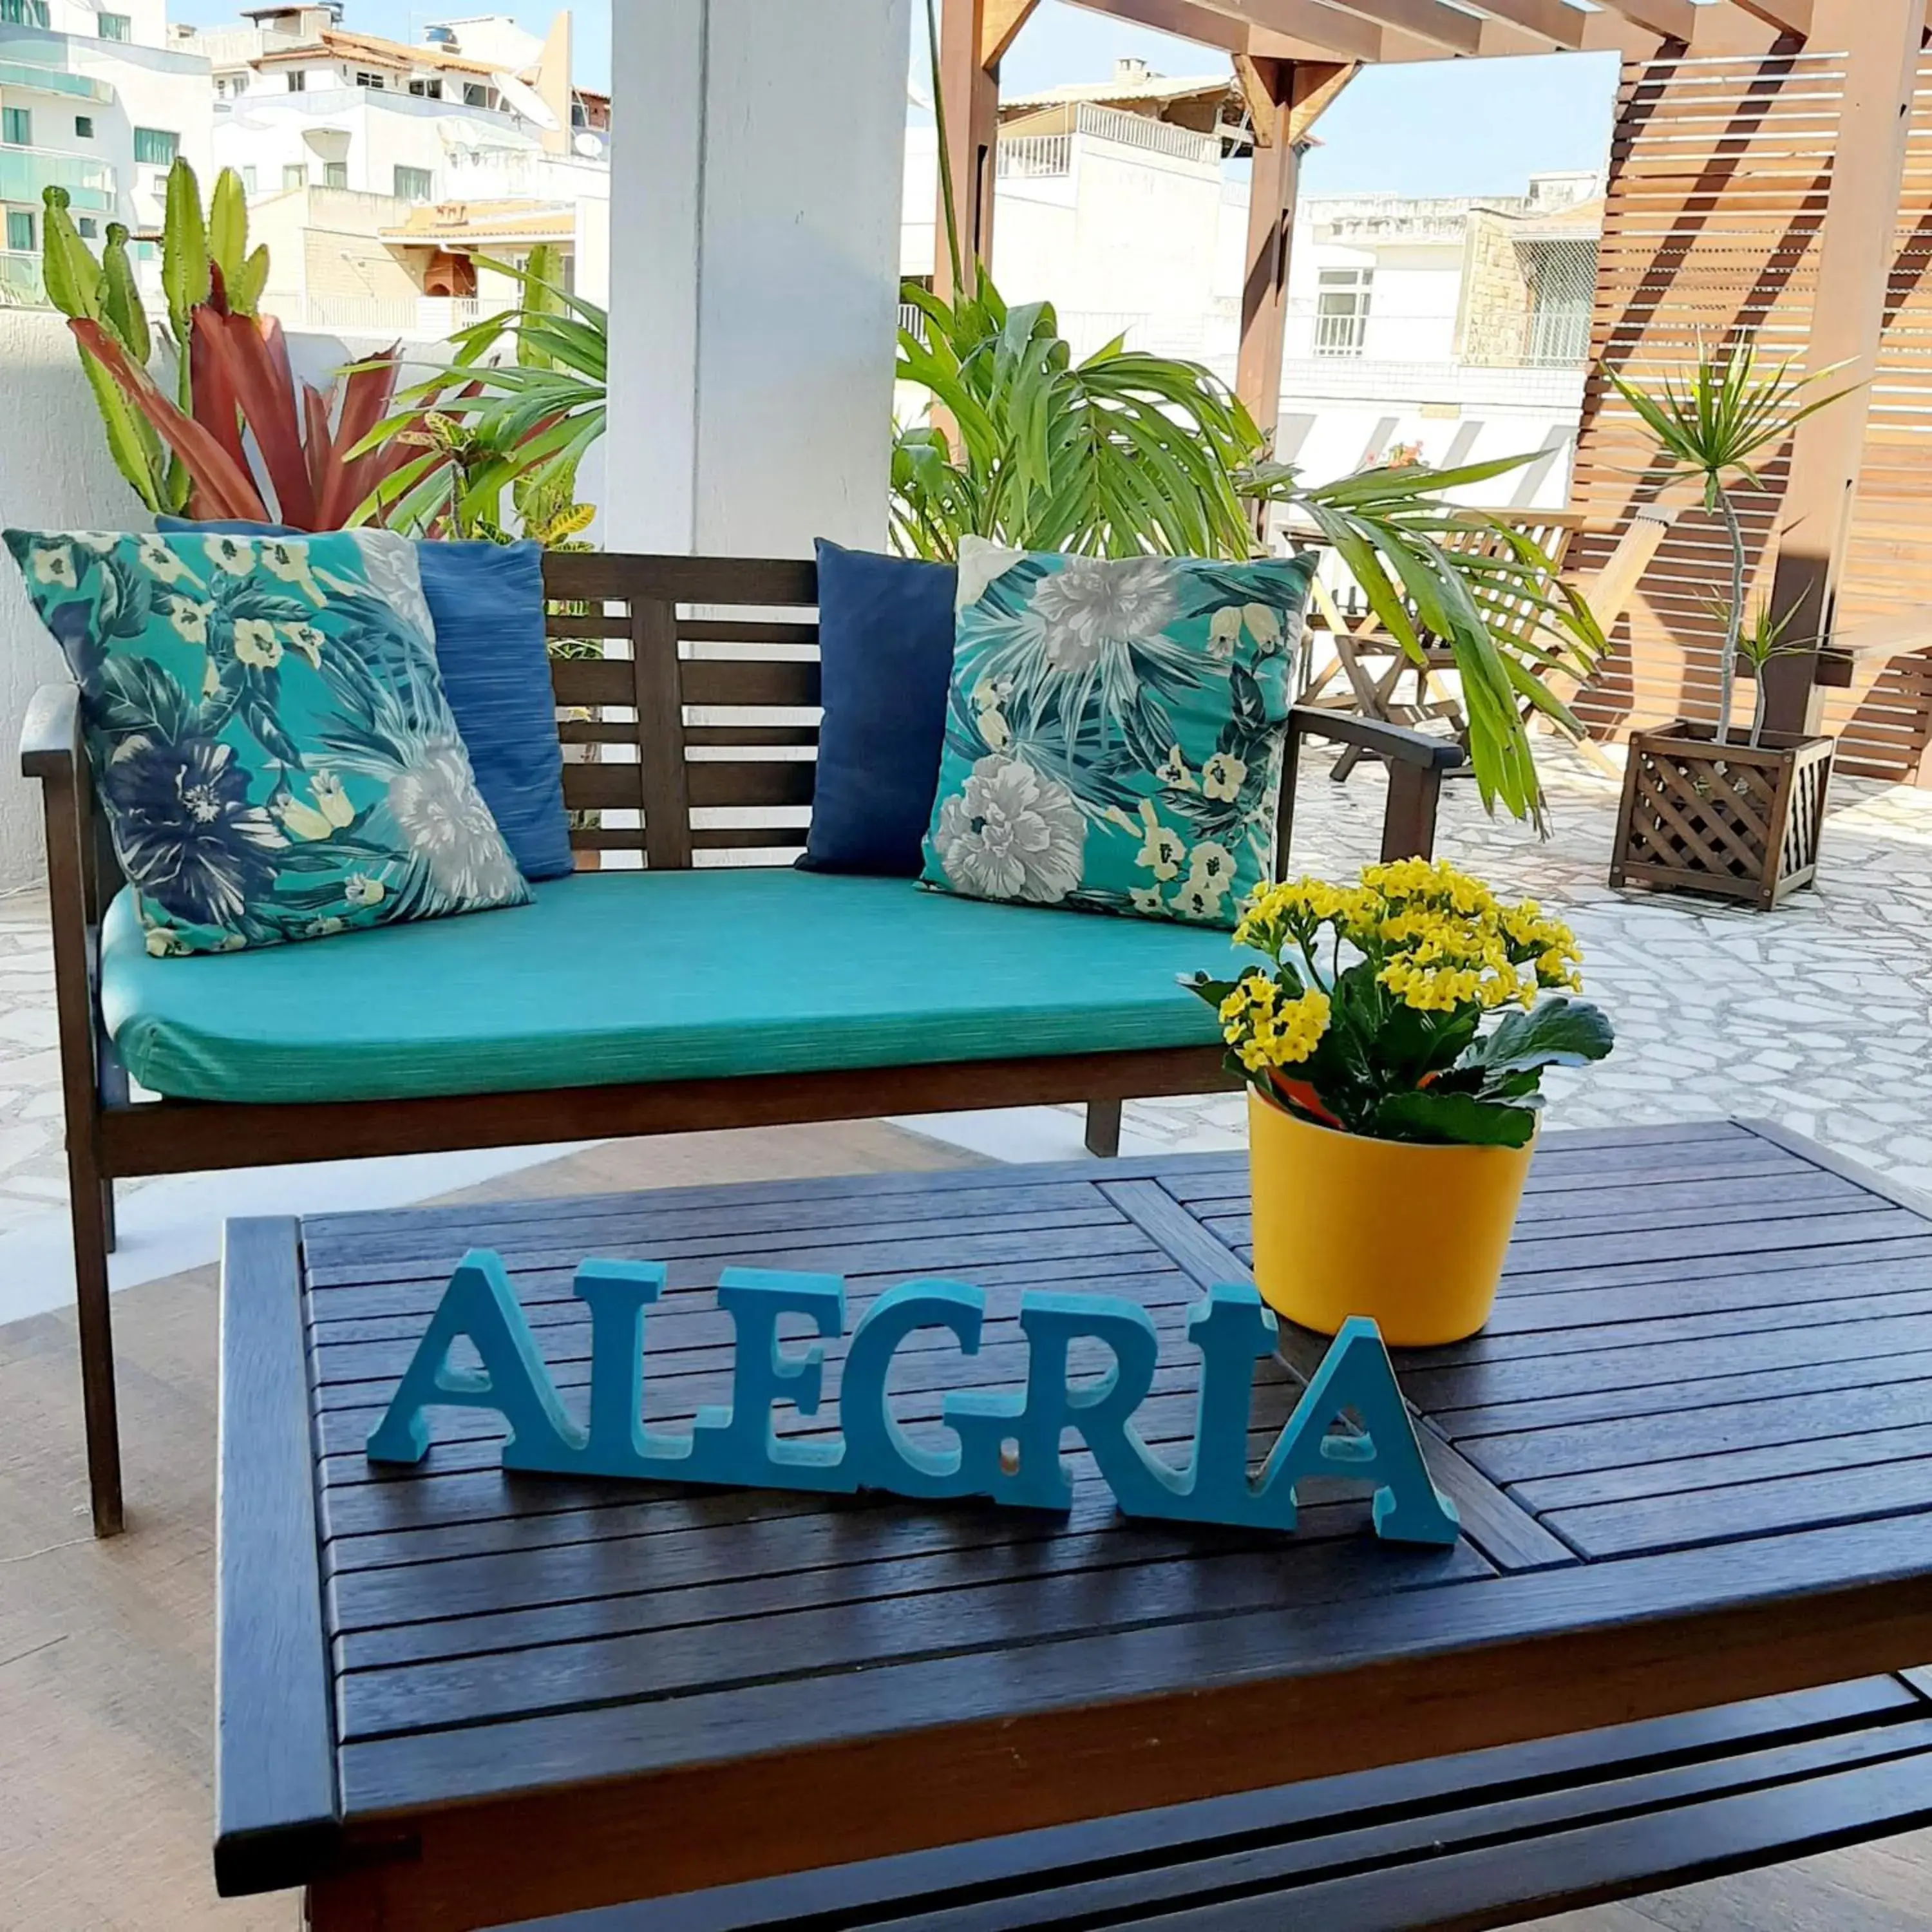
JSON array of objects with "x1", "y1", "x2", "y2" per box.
[{"x1": 1245, "y1": 1090, "x2": 1534, "y2": 1347}]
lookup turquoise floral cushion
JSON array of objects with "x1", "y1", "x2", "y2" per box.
[
  {"x1": 919, "y1": 542, "x2": 1317, "y2": 929},
  {"x1": 5, "y1": 527, "x2": 530, "y2": 955}
]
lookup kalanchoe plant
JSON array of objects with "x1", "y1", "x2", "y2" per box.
[{"x1": 1186, "y1": 859, "x2": 1615, "y2": 1149}]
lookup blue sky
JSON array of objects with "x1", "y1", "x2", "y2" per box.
[{"x1": 166, "y1": 2, "x2": 1619, "y2": 197}]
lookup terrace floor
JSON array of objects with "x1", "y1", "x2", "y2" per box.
[{"x1": 2, "y1": 744, "x2": 1930, "y2": 1927}]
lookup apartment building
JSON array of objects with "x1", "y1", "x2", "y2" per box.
[
  {"x1": 173, "y1": 4, "x2": 609, "y2": 330},
  {"x1": 0, "y1": 0, "x2": 211, "y2": 302}
]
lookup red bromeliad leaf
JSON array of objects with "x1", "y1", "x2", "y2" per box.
[
  {"x1": 302, "y1": 381, "x2": 337, "y2": 518},
  {"x1": 189, "y1": 312, "x2": 249, "y2": 481},
  {"x1": 70, "y1": 317, "x2": 269, "y2": 522},
  {"x1": 318, "y1": 344, "x2": 404, "y2": 528},
  {"x1": 196, "y1": 307, "x2": 317, "y2": 528}
]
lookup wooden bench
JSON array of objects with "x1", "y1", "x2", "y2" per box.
[{"x1": 21, "y1": 549, "x2": 1463, "y2": 1539}]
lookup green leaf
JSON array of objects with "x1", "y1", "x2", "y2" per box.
[
  {"x1": 97, "y1": 224, "x2": 151, "y2": 365},
  {"x1": 208, "y1": 168, "x2": 250, "y2": 303},
  {"x1": 232, "y1": 245, "x2": 271, "y2": 317},
  {"x1": 1472, "y1": 996, "x2": 1616, "y2": 1076},
  {"x1": 161, "y1": 158, "x2": 210, "y2": 341},
  {"x1": 39, "y1": 186, "x2": 102, "y2": 321},
  {"x1": 1372, "y1": 1089, "x2": 1539, "y2": 1148}
]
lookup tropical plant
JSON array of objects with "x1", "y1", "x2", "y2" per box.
[
  {"x1": 41, "y1": 160, "x2": 415, "y2": 528},
  {"x1": 1607, "y1": 337, "x2": 1857, "y2": 745},
  {"x1": 41, "y1": 161, "x2": 266, "y2": 514},
  {"x1": 352, "y1": 247, "x2": 605, "y2": 536},
  {"x1": 1186, "y1": 858, "x2": 1615, "y2": 1148}
]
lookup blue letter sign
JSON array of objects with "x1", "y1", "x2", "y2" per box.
[{"x1": 368, "y1": 1255, "x2": 1458, "y2": 1547}]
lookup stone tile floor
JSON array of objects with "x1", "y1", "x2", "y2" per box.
[{"x1": 2, "y1": 741, "x2": 1930, "y2": 1230}]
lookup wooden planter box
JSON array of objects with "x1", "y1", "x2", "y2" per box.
[{"x1": 1609, "y1": 721, "x2": 1835, "y2": 911}]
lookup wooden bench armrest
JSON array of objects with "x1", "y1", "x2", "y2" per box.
[
  {"x1": 1289, "y1": 705, "x2": 1466, "y2": 772},
  {"x1": 20, "y1": 680, "x2": 82, "y2": 778},
  {"x1": 1282, "y1": 706, "x2": 1458, "y2": 866}
]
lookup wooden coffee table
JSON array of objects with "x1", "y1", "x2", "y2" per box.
[{"x1": 214, "y1": 1120, "x2": 1932, "y2": 1930}]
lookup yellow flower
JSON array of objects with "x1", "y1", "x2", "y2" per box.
[
  {"x1": 168, "y1": 597, "x2": 212, "y2": 646},
  {"x1": 283, "y1": 623, "x2": 327, "y2": 668},
  {"x1": 1200, "y1": 751, "x2": 1247, "y2": 802},
  {"x1": 32, "y1": 545, "x2": 77, "y2": 589},
  {"x1": 261, "y1": 539, "x2": 325, "y2": 603},
  {"x1": 1187, "y1": 840, "x2": 1235, "y2": 894},
  {"x1": 1241, "y1": 602, "x2": 1283, "y2": 649},
  {"x1": 1155, "y1": 744, "x2": 1195, "y2": 791},
  {"x1": 233, "y1": 619, "x2": 283, "y2": 669},
  {"x1": 1130, "y1": 803, "x2": 1188, "y2": 882},
  {"x1": 277, "y1": 772, "x2": 355, "y2": 841},
  {"x1": 138, "y1": 535, "x2": 200, "y2": 586}
]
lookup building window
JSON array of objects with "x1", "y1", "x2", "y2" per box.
[
  {"x1": 354, "y1": 70, "x2": 387, "y2": 90},
  {"x1": 1314, "y1": 268, "x2": 1373, "y2": 357},
  {"x1": 133, "y1": 128, "x2": 179, "y2": 166},
  {"x1": 0, "y1": 0, "x2": 50, "y2": 24},
  {"x1": 241, "y1": 166, "x2": 256, "y2": 195},
  {"x1": 97, "y1": 12, "x2": 131, "y2": 39},
  {"x1": 6, "y1": 209, "x2": 34, "y2": 253},
  {"x1": 283, "y1": 163, "x2": 307, "y2": 190},
  {"x1": 77, "y1": 215, "x2": 97, "y2": 237},
  {"x1": 408, "y1": 77, "x2": 443, "y2": 99},
  {"x1": 393, "y1": 165, "x2": 433, "y2": 202},
  {"x1": 2, "y1": 107, "x2": 30, "y2": 147},
  {"x1": 462, "y1": 82, "x2": 488, "y2": 107},
  {"x1": 323, "y1": 160, "x2": 347, "y2": 189},
  {"x1": 75, "y1": 115, "x2": 94, "y2": 138},
  {"x1": 287, "y1": 69, "x2": 307, "y2": 92}
]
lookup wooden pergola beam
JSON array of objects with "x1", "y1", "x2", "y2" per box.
[
  {"x1": 1726, "y1": 0, "x2": 1815, "y2": 33},
  {"x1": 1762, "y1": 0, "x2": 1923, "y2": 737},
  {"x1": 979, "y1": 0, "x2": 1041, "y2": 66},
  {"x1": 934, "y1": 0, "x2": 1005, "y2": 299},
  {"x1": 1302, "y1": 0, "x2": 1481, "y2": 54},
  {"x1": 1461, "y1": 0, "x2": 1588, "y2": 50},
  {"x1": 1590, "y1": 0, "x2": 1698, "y2": 38},
  {"x1": 1186, "y1": 0, "x2": 1389, "y2": 62},
  {"x1": 1236, "y1": 59, "x2": 1357, "y2": 439}
]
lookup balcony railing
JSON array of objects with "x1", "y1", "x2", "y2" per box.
[
  {"x1": 0, "y1": 247, "x2": 44, "y2": 305},
  {"x1": 996, "y1": 131, "x2": 1070, "y2": 179},
  {"x1": 0, "y1": 56, "x2": 113, "y2": 102},
  {"x1": 0, "y1": 144, "x2": 114, "y2": 211}
]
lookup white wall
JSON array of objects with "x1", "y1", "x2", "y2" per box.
[
  {"x1": 605, "y1": 0, "x2": 910, "y2": 556},
  {"x1": 0, "y1": 308, "x2": 144, "y2": 891}
]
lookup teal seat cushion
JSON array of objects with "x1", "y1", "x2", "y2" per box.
[{"x1": 101, "y1": 869, "x2": 1227, "y2": 1104}]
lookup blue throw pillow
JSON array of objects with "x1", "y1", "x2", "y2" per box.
[
  {"x1": 801, "y1": 539, "x2": 958, "y2": 877},
  {"x1": 159, "y1": 520, "x2": 571, "y2": 881}
]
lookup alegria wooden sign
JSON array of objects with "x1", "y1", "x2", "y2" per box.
[{"x1": 367, "y1": 1252, "x2": 1461, "y2": 1546}]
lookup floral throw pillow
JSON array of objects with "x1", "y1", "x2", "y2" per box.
[
  {"x1": 919, "y1": 542, "x2": 1317, "y2": 929},
  {"x1": 5, "y1": 527, "x2": 530, "y2": 955}
]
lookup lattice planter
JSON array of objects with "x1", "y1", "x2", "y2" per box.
[{"x1": 1609, "y1": 723, "x2": 1835, "y2": 911}]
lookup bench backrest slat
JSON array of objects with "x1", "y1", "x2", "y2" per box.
[{"x1": 541, "y1": 550, "x2": 822, "y2": 870}]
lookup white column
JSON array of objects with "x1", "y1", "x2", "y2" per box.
[{"x1": 604, "y1": 0, "x2": 911, "y2": 557}]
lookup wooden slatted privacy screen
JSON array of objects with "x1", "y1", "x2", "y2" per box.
[{"x1": 1569, "y1": 43, "x2": 1932, "y2": 784}]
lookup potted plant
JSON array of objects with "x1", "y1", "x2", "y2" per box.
[
  {"x1": 1187, "y1": 860, "x2": 1615, "y2": 1346},
  {"x1": 1604, "y1": 339, "x2": 1855, "y2": 909}
]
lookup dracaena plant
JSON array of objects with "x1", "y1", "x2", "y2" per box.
[
  {"x1": 1186, "y1": 859, "x2": 1615, "y2": 1149},
  {"x1": 42, "y1": 160, "x2": 415, "y2": 528},
  {"x1": 1607, "y1": 337, "x2": 1857, "y2": 745},
  {"x1": 350, "y1": 245, "x2": 607, "y2": 537}
]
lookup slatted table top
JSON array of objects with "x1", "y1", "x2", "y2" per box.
[{"x1": 215, "y1": 1119, "x2": 1932, "y2": 1931}]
